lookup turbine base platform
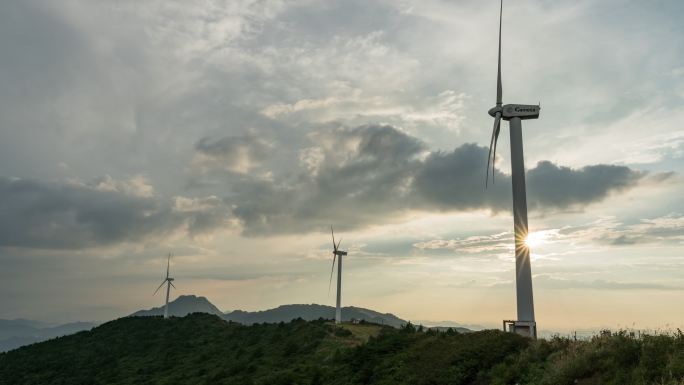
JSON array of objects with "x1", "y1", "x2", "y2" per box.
[{"x1": 503, "y1": 320, "x2": 537, "y2": 339}]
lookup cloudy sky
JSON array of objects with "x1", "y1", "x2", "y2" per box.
[{"x1": 1, "y1": 0, "x2": 683, "y2": 331}]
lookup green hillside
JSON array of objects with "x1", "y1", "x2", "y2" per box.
[{"x1": 1, "y1": 314, "x2": 683, "y2": 385}]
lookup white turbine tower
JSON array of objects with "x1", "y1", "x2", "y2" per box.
[
  {"x1": 486, "y1": 0, "x2": 539, "y2": 338},
  {"x1": 154, "y1": 253, "x2": 176, "y2": 319},
  {"x1": 328, "y1": 226, "x2": 347, "y2": 324}
]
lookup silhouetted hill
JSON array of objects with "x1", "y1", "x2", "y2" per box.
[
  {"x1": 0, "y1": 320, "x2": 95, "y2": 352},
  {"x1": 1, "y1": 314, "x2": 683, "y2": 384},
  {"x1": 130, "y1": 295, "x2": 223, "y2": 317},
  {"x1": 0, "y1": 313, "x2": 522, "y2": 384},
  {"x1": 224, "y1": 304, "x2": 408, "y2": 328}
]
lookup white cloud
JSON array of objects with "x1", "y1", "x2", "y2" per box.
[
  {"x1": 413, "y1": 232, "x2": 512, "y2": 254},
  {"x1": 90, "y1": 175, "x2": 155, "y2": 198}
]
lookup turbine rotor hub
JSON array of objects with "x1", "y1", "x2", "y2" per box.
[{"x1": 488, "y1": 105, "x2": 503, "y2": 118}]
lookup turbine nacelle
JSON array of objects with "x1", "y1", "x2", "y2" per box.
[
  {"x1": 488, "y1": 104, "x2": 540, "y2": 120},
  {"x1": 333, "y1": 250, "x2": 348, "y2": 256}
]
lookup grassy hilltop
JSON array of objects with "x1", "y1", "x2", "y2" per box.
[{"x1": 1, "y1": 313, "x2": 683, "y2": 385}]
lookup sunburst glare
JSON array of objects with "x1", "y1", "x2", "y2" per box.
[{"x1": 524, "y1": 231, "x2": 548, "y2": 248}]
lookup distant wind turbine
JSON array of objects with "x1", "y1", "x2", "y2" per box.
[
  {"x1": 328, "y1": 226, "x2": 347, "y2": 324},
  {"x1": 486, "y1": 0, "x2": 540, "y2": 338},
  {"x1": 154, "y1": 253, "x2": 176, "y2": 319}
]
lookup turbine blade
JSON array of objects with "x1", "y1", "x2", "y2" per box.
[
  {"x1": 496, "y1": 0, "x2": 503, "y2": 106},
  {"x1": 336, "y1": 238, "x2": 342, "y2": 251},
  {"x1": 331, "y1": 225, "x2": 337, "y2": 252},
  {"x1": 485, "y1": 113, "x2": 501, "y2": 188},
  {"x1": 166, "y1": 253, "x2": 171, "y2": 279},
  {"x1": 169, "y1": 281, "x2": 176, "y2": 289},
  {"x1": 328, "y1": 254, "x2": 337, "y2": 296},
  {"x1": 492, "y1": 115, "x2": 502, "y2": 184},
  {"x1": 153, "y1": 281, "x2": 165, "y2": 295}
]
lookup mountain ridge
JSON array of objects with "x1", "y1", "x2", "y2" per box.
[
  {"x1": 224, "y1": 303, "x2": 408, "y2": 328},
  {"x1": 131, "y1": 295, "x2": 412, "y2": 329}
]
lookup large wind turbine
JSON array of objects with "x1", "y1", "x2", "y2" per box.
[
  {"x1": 328, "y1": 226, "x2": 347, "y2": 324},
  {"x1": 486, "y1": 0, "x2": 539, "y2": 338},
  {"x1": 154, "y1": 253, "x2": 176, "y2": 319}
]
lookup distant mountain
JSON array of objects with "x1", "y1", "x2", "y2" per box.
[
  {"x1": 417, "y1": 319, "x2": 484, "y2": 328},
  {"x1": 0, "y1": 319, "x2": 49, "y2": 340},
  {"x1": 427, "y1": 326, "x2": 473, "y2": 334},
  {"x1": 0, "y1": 319, "x2": 52, "y2": 333},
  {"x1": 130, "y1": 296, "x2": 409, "y2": 328},
  {"x1": 130, "y1": 295, "x2": 223, "y2": 317},
  {"x1": 224, "y1": 304, "x2": 408, "y2": 328},
  {"x1": 412, "y1": 320, "x2": 479, "y2": 333},
  {"x1": 0, "y1": 319, "x2": 95, "y2": 352}
]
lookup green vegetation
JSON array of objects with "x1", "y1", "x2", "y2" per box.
[{"x1": 1, "y1": 314, "x2": 683, "y2": 384}]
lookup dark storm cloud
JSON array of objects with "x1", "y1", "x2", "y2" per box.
[
  {"x1": 412, "y1": 149, "x2": 645, "y2": 213},
  {"x1": 412, "y1": 144, "x2": 509, "y2": 211},
  {"x1": 0, "y1": 177, "x2": 229, "y2": 249},
  {"x1": 526, "y1": 162, "x2": 645, "y2": 210},
  {"x1": 352, "y1": 124, "x2": 426, "y2": 161},
  {"x1": 416, "y1": 147, "x2": 644, "y2": 214},
  {"x1": 232, "y1": 125, "x2": 426, "y2": 235},
  {"x1": 0, "y1": 177, "x2": 176, "y2": 248},
  {"x1": 222, "y1": 124, "x2": 648, "y2": 235}
]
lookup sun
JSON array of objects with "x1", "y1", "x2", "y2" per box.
[{"x1": 524, "y1": 231, "x2": 546, "y2": 248}]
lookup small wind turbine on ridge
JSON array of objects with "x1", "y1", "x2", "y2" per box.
[
  {"x1": 485, "y1": 0, "x2": 540, "y2": 338},
  {"x1": 154, "y1": 253, "x2": 176, "y2": 319},
  {"x1": 328, "y1": 226, "x2": 347, "y2": 324}
]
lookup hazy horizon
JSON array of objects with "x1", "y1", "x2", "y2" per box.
[{"x1": 1, "y1": 0, "x2": 683, "y2": 331}]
